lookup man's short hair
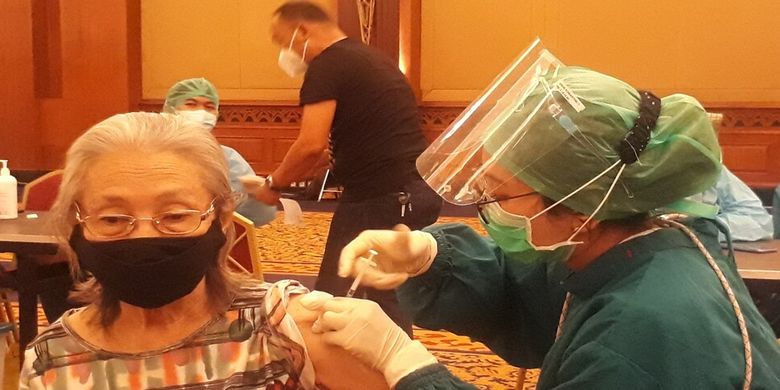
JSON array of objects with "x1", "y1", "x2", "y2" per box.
[{"x1": 274, "y1": 1, "x2": 332, "y2": 23}]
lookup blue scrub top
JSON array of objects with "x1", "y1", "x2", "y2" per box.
[{"x1": 688, "y1": 166, "x2": 773, "y2": 241}]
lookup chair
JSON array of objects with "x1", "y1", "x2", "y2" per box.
[
  {"x1": 1, "y1": 171, "x2": 70, "y2": 356},
  {"x1": 0, "y1": 290, "x2": 18, "y2": 345},
  {"x1": 228, "y1": 212, "x2": 264, "y2": 281},
  {"x1": 21, "y1": 169, "x2": 63, "y2": 212},
  {"x1": 1, "y1": 170, "x2": 63, "y2": 344}
]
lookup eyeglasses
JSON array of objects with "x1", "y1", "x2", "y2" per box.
[
  {"x1": 475, "y1": 192, "x2": 537, "y2": 224},
  {"x1": 75, "y1": 198, "x2": 218, "y2": 238}
]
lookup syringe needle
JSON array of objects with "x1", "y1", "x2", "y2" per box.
[{"x1": 345, "y1": 249, "x2": 378, "y2": 298}]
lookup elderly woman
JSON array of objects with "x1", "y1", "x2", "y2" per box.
[
  {"x1": 20, "y1": 112, "x2": 387, "y2": 389},
  {"x1": 163, "y1": 77, "x2": 277, "y2": 226},
  {"x1": 304, "y1": 52, "x2": 780, "y2": 388}
]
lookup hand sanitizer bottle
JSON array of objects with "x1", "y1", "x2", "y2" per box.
[{"x1": 0, "y1": 160, "x2": 18, "y2": 219}]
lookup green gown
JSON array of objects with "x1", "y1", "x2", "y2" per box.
[{"x1": 394, "y1": 218, "x2": 780, "y2": 390}]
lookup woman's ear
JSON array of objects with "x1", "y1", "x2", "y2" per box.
[{"x1": 219, "y1": 208, "x2": 233, "y2": 231}]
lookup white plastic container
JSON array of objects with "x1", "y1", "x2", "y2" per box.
[{"x1": 0, "y1": 160, "x2": 18, "y2": 219}]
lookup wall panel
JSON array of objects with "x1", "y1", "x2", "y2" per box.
[
  {"x1": 141, "y1": 0, "x2": 337, "y2": 101},
  {"x1": 420, "y1": 0, "x2": 780, "y2": 104},
  {"x1": 35, "y1": 0, "x2": 135, "y2": 168},
  {"x1": 0, "y1": 0, "x2": 40, "y2": 169}
]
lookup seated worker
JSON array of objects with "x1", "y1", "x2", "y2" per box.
[
  {"x1": 20, "y1": 112, "x2": 388, "y2": 390},
  {"x1": 310, "y1": 62, "x2": 780, "y2": 388},
  {"x1": 689, "y1": 165, "x2": 773, "y2": 241},
  {"x1": 163, "y1": 77, "x2": 277, "y2": 226}
]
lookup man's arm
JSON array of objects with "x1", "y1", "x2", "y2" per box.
[
  {"x1": 274, "y1": 100, "x2": 336, "y2": 186},
  {"x1": 251, "y1": 100, "x2": 336, "y2": 205}
]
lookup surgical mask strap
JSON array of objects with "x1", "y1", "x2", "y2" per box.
[
  {"x1": 530, "y1": 159, "x2": 622, "y2": 221},
  {"x1": 288, "y1": 27, "x2": 299, "y2": 50},
  {"x1": 525, "y1": 160, "x2": 624, "y2": 245},
  {"x1": 566, "y1": 163, "x2": 626, "y2": 241},
  {"x1": 288, "y1": 27, "x2": 308, "y2": 62}
]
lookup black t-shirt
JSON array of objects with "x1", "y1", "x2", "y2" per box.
[{"x1": 300, "y1": 38, "x2": 428, "y2": 200}]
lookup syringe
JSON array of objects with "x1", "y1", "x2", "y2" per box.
[{"x1": 345, "y1": 249, "x2": 378, "y2": 298}]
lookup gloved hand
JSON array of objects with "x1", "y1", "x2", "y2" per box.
[
  {"x1": 338, "y1": 224, "x2": 438, "y2": 289},
  {"x1": 300, "y1": 294, "x2": 438, "y2": 387}
]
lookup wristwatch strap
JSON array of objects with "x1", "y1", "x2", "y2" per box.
[{"x1": 265, "y1": 175, "x2": 283, "y2": 192}]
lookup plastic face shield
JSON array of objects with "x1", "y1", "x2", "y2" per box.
[{"x1": 418, "y1": 39, "x2": 601, "y2": 205}]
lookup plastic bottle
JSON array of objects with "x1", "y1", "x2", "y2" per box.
[{"x1": 0, "y1": 160, "x2": 18, "y2": 219}]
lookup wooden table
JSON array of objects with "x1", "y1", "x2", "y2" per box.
[
  {"x1": 0, "y1": 212, "x2": 58, "y2": 359},
  {"x1": 732, "y1": 240, "x2": 780, "y2": 281}
]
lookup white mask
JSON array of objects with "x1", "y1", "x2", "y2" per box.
[
  {"x1": 177, "y1": 109, "x2": 217, "y2": 130},
  {"x1": 278, "y1": 27, "x2": 308, "y2": 77}
]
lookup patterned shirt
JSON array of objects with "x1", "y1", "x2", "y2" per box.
[{"x1": 20, "y1": 280, "x2": 317, "y2": 390}]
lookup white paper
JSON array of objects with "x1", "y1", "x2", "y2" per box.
[
  {"x1": 279, "y1": 198, "x2": 303, "y2": 226},
  {"x1": 239, "y1": 175, "x2": 304, "y2": 226}
]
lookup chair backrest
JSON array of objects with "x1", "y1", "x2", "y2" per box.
[
  {"x1": 228, "y1": 212, "x2": 264, "y2": 281},
  {"x1": 21, "y1": 170, "x2": 63, "y2": 212}
]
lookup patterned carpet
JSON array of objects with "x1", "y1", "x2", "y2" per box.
[{"x1": 3, "y1": 210, "x2": 539, "y2": 389}]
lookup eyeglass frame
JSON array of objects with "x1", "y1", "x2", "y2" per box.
[
  {"x1": 475, "y1": 192, "x2": 537, "y2": 224},
  {"x1": 74, "y1": 197, "x2": 219, "y2": 238}
]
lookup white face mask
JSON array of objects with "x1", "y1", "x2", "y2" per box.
[
  {"x1": 278, "y1": 27, "x2": 308, "y2": 77},
  {"x1": 177, "y1": 109, "x2": 217, "y2": 130}
]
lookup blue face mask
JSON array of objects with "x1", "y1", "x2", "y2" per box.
[{"x1": 479, "y1": 202, "x2": 575, "y2": 263}]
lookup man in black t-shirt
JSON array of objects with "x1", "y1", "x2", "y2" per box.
[{"x1": 253, "y1": 1, "x2": 441, "y2": 334}]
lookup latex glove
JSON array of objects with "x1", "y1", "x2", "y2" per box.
[
  {"x1": 303, "y1": 296, "x2": 438, "y2": 388},
  {"x1": 338, "y1": 224, "x2": 438, "y2": 289},
  {"x1": 298, "y1": 290, "x2": 335, "y2": 310}
]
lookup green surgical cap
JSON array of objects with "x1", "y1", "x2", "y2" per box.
[
  {"x1": 490, "y1": 66, "x2": 722, "y2": 220},
  {"x1": 162, "y1": 78, "x2": 220, "y2": 113}
]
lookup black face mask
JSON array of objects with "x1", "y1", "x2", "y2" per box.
[{"x1": 69, "y1": 220, "x2": 227, "y2": 309}]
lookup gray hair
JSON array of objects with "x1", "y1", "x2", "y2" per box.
[{"x1": 51, "y1": 112, "x2": 244, "y2": 326}]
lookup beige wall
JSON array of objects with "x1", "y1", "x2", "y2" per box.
[
  {"x1": 143, "y1": 0, "x2": 780, "y2": 104},
  {"x1": 420, "y1": 0, "x2": 780, "y2": 104},
  {"x1": 141, "y1": 0, "x2": 336, "y2": 101}
]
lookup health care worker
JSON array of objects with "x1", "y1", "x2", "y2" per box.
[
  {"x1": 163, "y1": 78, "x2": 277, "y2": 226},
  {"x1": 302, "y1": 41, "x2": 780, "y2": 389}
]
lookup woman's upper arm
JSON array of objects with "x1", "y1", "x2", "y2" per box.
[{"x1": 287, "y1": 295, "x2": 390, "y2": 390}]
